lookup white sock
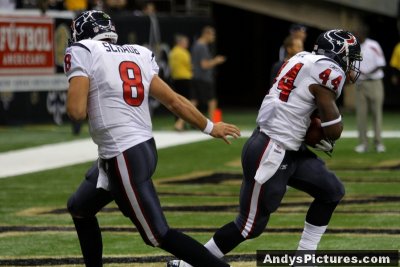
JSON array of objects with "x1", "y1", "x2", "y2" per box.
[
  {"x1": 179, "y1": 261, "x2": 231, "y2": 267},
  {"x1": 180, "y1": 261, "x2": 192, "y2": 267},
  {"x1": 178, "y1": 238, "x2": 224, "y2": 267},
  {"x1": 297, "y1": 222, "x2": 327, "y2": 251},
  {"x1": 204, "y1": 238, "x2": 225, "y2": 258}
]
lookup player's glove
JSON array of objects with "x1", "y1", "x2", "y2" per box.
[{"x1": 314, "y1": 139, "x2": 335, "y2": 157}]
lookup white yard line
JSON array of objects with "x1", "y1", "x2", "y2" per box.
[
  {"x1": 1, "y1": 130, "x2": 399, "y2": 179},
  {"x1": 0, "y1": 131, "x2": 211, "y2": 179},
  {"x1": 340, "y1": 130, "x2": 400, "y2": 138}
]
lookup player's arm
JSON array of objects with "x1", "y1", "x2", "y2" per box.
[
  {"x1": 200, "y1": 55, "x2": 226, "y2": 69},
  {"x1": 149, "y1": 75, "x2": 240, "y2": 143},
  {"x1": 309, "y1": 84, "x2": 343, "y2": 141},
  {"x1": 67, "y1": 76, "x2": 90, "y2": 121}
]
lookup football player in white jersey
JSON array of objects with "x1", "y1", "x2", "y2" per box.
[
  {"x1": 168, "y1": 29, "x2": 362, "y2": 267},
  {"x1": 64, "y1": 10, "x2": 240, "y2": 267}
]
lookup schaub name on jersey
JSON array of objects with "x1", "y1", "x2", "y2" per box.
[
  {"x1": 65, "y1": 39, "x2": 159, "y2": 159},
  {"x1": 102, "y1": 42, "x2": 141, "y2": 54}
]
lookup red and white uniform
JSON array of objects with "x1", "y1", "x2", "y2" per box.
[
  {"x1": 257, "y1": 51, "x2": 345, "y2": 151},
  {"x1": 65, "y1": 40, "x2": 159, "y2": 159},
  {"x1": 65, "y1": 40, "x2": 170, "y2": 248},
  {"x1": 233, "y1": 52, "x2": 347, "y2": 239}
]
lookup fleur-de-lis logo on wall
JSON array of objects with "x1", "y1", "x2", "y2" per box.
[{"x1": 46, "y1": 91, "x2": 66, "y2": 125}]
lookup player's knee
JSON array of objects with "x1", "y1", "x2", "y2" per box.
[
  {"x1": 236, "y1": 214, "x2": 269, "y2": 239},
  {"x1": 328, "y1": 174, "x2": 345, "y2": 202},
  {"x1": 67, "y1": 194, "x2": 85, "y2": 218},
  {"x1": 265, "y1": 202, "x2": 281, "y2": 214},
  {"x1": 246, "y1": 217, "x2": 268, "y2": 239},
  {"x1": 141, "y1": 226, "x2": 170, "y2": 248},
  {"x1": 66, "y1": 195, "x2": 76, "y2": 215},
  {"x1": 336, "y1": 181, "x2": 345, "y2": 200},
  {"x1": 142, "y1": 237, "x2": 158, "y2": 247},
  {"x1": 245, "y1": 226, "x2": 264, "y2": 239},
  {"x1": 264, "y1": 192, "x2": 285, "y2": 214}
]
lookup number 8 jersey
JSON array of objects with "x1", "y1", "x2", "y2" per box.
[
  {"x1": 64, "y1": 40, "x2": 159, "y2": 159},
  {"x1": 257, "y1": 51, "x2": 345, "y2": 151}
]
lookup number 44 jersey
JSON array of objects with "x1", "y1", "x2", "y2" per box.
[
  {"x1": 64, "y1": 40, "x2": 159, "y2": 159},
  {"x1": 257, "y1": 51, "x2": 345, "y2": 151}
]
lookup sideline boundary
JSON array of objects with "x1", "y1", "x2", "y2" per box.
[
  {"x1": 1, "y1": 130, "x2": 400, "y2": 179},
  {"x1": 0, "y1": 131, "x2": 211, "y2": 178}
]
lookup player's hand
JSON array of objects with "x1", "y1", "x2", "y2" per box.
[
  {"x1": 210, "y1": 122, "x2": 241, "y2": 144},
  {"x1": 214, "y1": 55, "x2": 226, "y2": 65},
  {"x1": 314, "y1": 139, "x2": 335, "y2": 157}
]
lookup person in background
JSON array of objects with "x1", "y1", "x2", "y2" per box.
[
  {"x1": 354, "y1": 25, "x2": 386, "y2": 153},
  {"x1": 169, "y1": 34, "x2": 193, "y2": 131},
  {"x1": 104, "y1": 0, "x2": 127, "y2": 15},
  {"x1": 392, "y1": 1, "x2": 400, "y2": 83},
  {"x1": 167, "y1": 29, "x2": 362, "y2": 267},
  {"x1": 191, "y1": 26, "x2": 226, "y2": 122},
  {"x1": 65, "y1": 10, "x2": 240, "y2": 267},
  {"x1": 389, "y1": 40, "x2": 400, "y2": 86},
  {"x1": 279, "y1": 23, "x2": 307, "y2": 61},
  {"x1": 0, "y1": 0, "x2": 16, "y2": 10},
  {"x1": 270, "y1": 35, "x2": 304, "y2": 87},
  {"x1": 64, "y1": 0, "x2": 87, "y2": 12}
]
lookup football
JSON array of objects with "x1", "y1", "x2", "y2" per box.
[{"x1": 305, "y1": 117, "x2": 324, "y2": 147}]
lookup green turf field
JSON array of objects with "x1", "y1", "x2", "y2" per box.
[{"x1": 0, "y1": 109, "x2": 399, "y2": 266}]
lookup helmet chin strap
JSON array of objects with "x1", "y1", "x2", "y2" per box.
[
  {"x1": 73, "y1": 31, "x2": 77, "y2": 43},
  {"x1": 67, "y1": 31, "x2": 77, "y2": 46}
]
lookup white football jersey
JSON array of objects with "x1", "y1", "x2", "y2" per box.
[
  {"x1": 65, "y1": 40, "x2": 159, "y2": 159},
  {"x1": 257, "y1": 51, "x2": 345, "y2": 151}
]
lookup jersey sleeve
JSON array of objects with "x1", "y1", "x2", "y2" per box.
[
  {"x1": 310, "y1": 59, "x2": 346, "y2": 99},
  {"x1": 149, "y1": 51, "x2": 160, "y2": 75},
  {"x1": 135, "y1": 45, "x2": 159, "y2": 76},
  {"x1": 64, "y1": 43, "x2": 93, "y2": 81}
]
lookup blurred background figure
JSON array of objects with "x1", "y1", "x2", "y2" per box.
[
  {"x1": 354, "y1": 24, "x2": 386, "y2": 153},
  {"x1": 64, "y1": 0, "x2": 88, "y2": 13},
  {"x1": 104, "y1": 0, "x2": 127, "y2": 15},
  {"x1": 169, "y1": 34, "x2": 193, "y2": 131},
  {"x1": 191, "y1": 26, "x2": 226, "y2": 122},
  {"x1": 279, "y1": 23, "x2": 307, "y2": 61},
  {"x1": 389, "y1": 3, "x2": 400, "y2": 88},
  {"x1": 131, "y1": 1, "x2": 165, "y2": 116},
  {"x1": 270, "y1": 35, "x2": 304, "y2": 87},
  {"x1": 0, "y1": 0, "x2": 16, "y2": 10},
  {"x1": 145, "y1": 1, "x2": 162, "y2": 67},
  {"x1": 389, "y1": 41, "x2": 400, "y2": 85}
]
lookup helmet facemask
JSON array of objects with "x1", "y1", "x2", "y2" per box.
[
  {"x1": 341, "y1": 41, "x2": 363, "y2": 83},
  {"x1": 345, "y1": 55, "x2": 362, "y2": 83}
]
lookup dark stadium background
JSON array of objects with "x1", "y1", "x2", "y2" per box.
[
  {"x1": 1, "y1": 2, "x2": 399, "y2": 125},
  {"x1": 211, "y1": 3, "x2": 399, "y2": 109}
]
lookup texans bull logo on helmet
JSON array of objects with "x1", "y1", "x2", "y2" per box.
[{"x1": 70, "y1": 10, "x2": 118, "y2": 44}]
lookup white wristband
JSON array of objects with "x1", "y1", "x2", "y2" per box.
[
  {"x1": 321, "y1": 115, "x2": 342, "y2": 127},
  {"x1": 202, "y1": 119, "x2": 214, "y2": 135}
]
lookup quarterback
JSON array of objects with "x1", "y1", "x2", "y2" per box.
[{"x1": 64, "y1": 10, "x2": 240, "y2": 267}]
